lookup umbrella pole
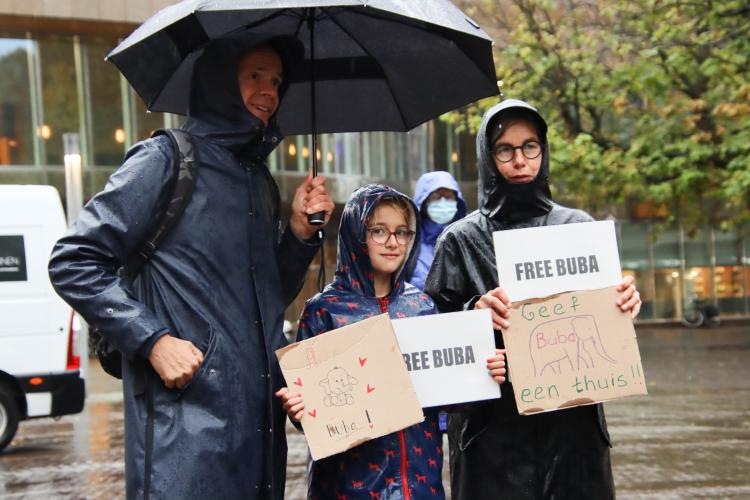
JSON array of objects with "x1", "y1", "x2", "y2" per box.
[
  {"x1": 305, "y1": 8, "x2": 326, "y2": 292},
  {"x1": 307, "y1": 8, "x2": 325, "y2": 227}
]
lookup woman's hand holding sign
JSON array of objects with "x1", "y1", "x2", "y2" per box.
[
  {"x1": 474, "y1": 288, "x2": 510, "y2": 385},
  {"x1": 616, "y1": 275, "x2": 642, "y2": 319},
  {"x1": 474, "y1": 286, "x2": 512, "y2": 330}
]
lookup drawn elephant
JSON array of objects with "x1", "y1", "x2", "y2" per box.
[
  {"x1": 319, "y1": 366, "x2": 358, "y2": 407},
  {"x1": 529, "y1": 315, "x2": 616, "y2": 377}
]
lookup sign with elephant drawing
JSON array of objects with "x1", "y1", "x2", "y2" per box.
[
  {"x1": 275, "y1": 314, "x2": 423, "y2": 460},
  {"x1": 502, "y1": 287, "x2": 647, "y2": 415}
]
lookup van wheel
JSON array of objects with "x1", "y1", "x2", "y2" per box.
[{"x1": 0, "y1": 386, "x2": 20, "y2": 452}]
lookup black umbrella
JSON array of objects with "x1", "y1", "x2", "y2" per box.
[{"x1": 107, "y1": 0, "x2": 498, "y2": 223}]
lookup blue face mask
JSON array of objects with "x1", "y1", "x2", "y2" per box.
[{"x1": 427, "y1": 198, "x2": 458, "y2": 225}]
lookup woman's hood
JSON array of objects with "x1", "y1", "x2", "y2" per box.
[
  {"x1": 414, "y1": 171, "x2": 467, "y2": 215},
  {"x1": 414, "y1": 170, "x2": 467, "y2": 244},
  {"x1": 477, "y1": 99, "x2": 554, "y2": 223},
  {"x1": 334, "y1": 184, "x2": 420, "y2": 298},
  {"x1": 183, "y1": 33, "x2": 302, "y2": 159}
]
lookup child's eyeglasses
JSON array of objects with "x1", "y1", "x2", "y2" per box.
[{"x1": 366, "y1": 226, "x2": 415, "y2": 245}]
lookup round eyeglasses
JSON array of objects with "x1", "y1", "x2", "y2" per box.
[
  {"x1": 493, "y1": 140, "x2": 543, "y2": 163},
  {"x1": 366, "y1": 226, "x2": 415, "y2": 245}
]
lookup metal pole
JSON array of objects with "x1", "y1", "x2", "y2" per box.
[
  {"x1": 63, "y1": 131, "x2": 89, "y2": 370},
  {"x1": 307, "y1": 8, "x2": 325, "y2": 226},
  {"x1": 63, "y1": 133, "x2": 83, "y2": 226}
]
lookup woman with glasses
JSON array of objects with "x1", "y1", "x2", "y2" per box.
[
  {"x1": 276, "y1": 184, "x2": 450, "y2": 499},
  {"x1": 425, "y1": 99, "x2": 641, "y2": 499}
]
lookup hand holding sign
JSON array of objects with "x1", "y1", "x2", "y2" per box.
[
  {"x1": 474, "y1": 287, "x2": 511, "y2": 330},
  {"x1": 486, "y1": 349, "x2": 507, "y2": 384},
  {"x1": 275, "y1": 387, "x2": 305, "y2": 422},
  {"x1": 616, "y1": 275, "x2": 642, "y2": 318}
]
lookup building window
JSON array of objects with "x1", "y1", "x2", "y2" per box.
[
  {"x1": 38, "y1": 34, "x2": 79, "y2": 165},
  {"x1": 0, "y1": 37, "x2": 33, "y2": 165},
  {"x1": 715, "y1": 229, "x2": 745, "y2": 315},
  {"x1": 683, "y1": 226, "x2": 712, "y2": 304},
  {"x1": 86, "y1": 37, "x2": 125, "y2": 166},
  {"x1": 619, "y1": 222, "x2": 654, "y2": 319},
  {"x1": 653, "y1": 228, "x2": 682, "y2": 319}
]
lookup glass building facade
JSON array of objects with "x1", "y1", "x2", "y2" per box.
[
  {"x1": 1, "y1": 13, "x2": 747, "y2": 322},
  {"x1": 619, "y1": 224, "x2": 749, "y2": 321},
  {"x1": 0, "y1": 26, "x2": 473, "y2": 182}
]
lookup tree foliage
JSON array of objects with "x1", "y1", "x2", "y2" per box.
[{"x1": 450, "y1": 0, "x2": 750, "y2": 230}]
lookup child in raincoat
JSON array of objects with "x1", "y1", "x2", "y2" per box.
[{"x1": 277, "y1": 184, "x2": 504, "y2": 499}]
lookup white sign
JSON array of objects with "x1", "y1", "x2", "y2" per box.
[
  {"x1": 493, "y1": 220, "x2": 622, "y2": 302},
  {"x1": 392, "y1": 309, "x2": 500, "y2": 408}
]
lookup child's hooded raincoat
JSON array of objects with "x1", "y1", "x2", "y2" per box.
[{"x1": 297, "y1": 184, "x2": 445, "y2": 500}]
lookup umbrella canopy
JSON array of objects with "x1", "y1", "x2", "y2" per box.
[{"x1": 107, "y1": 0, "x2": 498, "y2": 136}]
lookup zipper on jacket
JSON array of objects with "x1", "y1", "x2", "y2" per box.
[
  {"x1": 378, "y1": 295, "x2": 411, "y2": 500},
  {"x1": 378, "y1": 296, "x2": 411, "y2": 499},
  {"x1": 399, "y1": 429, "x2": 411, "y2": 500}
]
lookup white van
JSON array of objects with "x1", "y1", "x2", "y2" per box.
[{"x1": 0, "y1": 185, "x2": 85, "y2": 451}]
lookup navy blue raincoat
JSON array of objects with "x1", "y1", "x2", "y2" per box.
[
  {"x1": 297, "y1": 184, "x2": 445, "y2": 500},
  {"x1": 408, "y1": 172, "x2": 466, "y2": 290},
  {"x1": 48, "y1": 39, "x2": 319, "y2": 499}
]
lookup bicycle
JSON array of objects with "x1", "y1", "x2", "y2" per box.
[{"x1": 681, "y1": 298, "x2": 721, "y2": 328}]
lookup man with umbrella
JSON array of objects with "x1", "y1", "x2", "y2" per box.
[{"x1": 49, "y1": 36, "x2": 333, "y2": 498}]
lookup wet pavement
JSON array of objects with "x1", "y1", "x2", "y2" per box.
[{"x1": 1, "y1": 323, "x2": 748, "y2": 499}]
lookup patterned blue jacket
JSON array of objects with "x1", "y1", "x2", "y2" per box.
[{"x1": 298, "y1": 184, "x2": 445, "y2": 500}]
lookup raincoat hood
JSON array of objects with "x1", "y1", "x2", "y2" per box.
[
  {"x1": 414, "y1": 170, "x2": 467, "y2": 246},
  {"x1": 478, "y1": 99, "x2": 553, "y2": 223},
  {"x1": 334, "y1": 184, "x2": 420, "y2": 298},
  {"x1": 183, "y1": 34, "x2": 302, "y2": 158}
]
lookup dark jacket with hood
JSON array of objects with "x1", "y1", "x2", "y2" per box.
[
  {"x1": 407, "y1": 171, "x2": 466, "y2": 291},
  {"x1": 297, "y1": 184, "x2": 445, "y2": 500},
  {"x1": 424, "y1": 100, "x2": 614, "y2": 499},
  {"x1": 48, "y1": 38, "x2": 318, "y2": 499}
]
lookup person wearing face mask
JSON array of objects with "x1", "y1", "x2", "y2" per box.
[
  {"x1": 425, "y1": 99, "x2": 642, "y2": 499},
  {"x1": 407, "y1": 171, "x2": 467, "y2": 291}
]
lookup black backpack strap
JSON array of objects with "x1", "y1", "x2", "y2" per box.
[{"x1": 124, "y1": 129, "x2": 199, "y2": 278}]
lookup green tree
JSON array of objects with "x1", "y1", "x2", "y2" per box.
[{"x1": 451, "y1": 0, "x2": 750, "y2": 230}]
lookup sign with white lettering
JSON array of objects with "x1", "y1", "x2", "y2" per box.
[
  {"x1": 0, "y1": 235, "x2": 27, "y2": 282},
  {"x1": 493, "y1": 220, "x2": 621, "y2": 301},
  {"x1": 392, "y1": 310, "x2": 500, "y2": 408},
  {"x1": 502, "y1": 287, "x2": 647, "y2": 415}
]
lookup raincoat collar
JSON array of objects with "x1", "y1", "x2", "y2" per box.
[
  {"x1": 334, "y1": 184, "x2": 420, "y2": 298},
  {"x1": 477, "y1": 99, "x2": 553, "y2": 223},
  {"x1": 414, "y1": 171, "x2": 467, "y2": 245}
]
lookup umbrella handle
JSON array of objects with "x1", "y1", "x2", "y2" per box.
[{"x1": 307, "y1": 211, "x2": 326, "y2": 225}]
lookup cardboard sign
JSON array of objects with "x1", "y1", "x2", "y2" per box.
[
  {"x1": 493, "y1": 220, "x2": 622, "y2": 301},
  {"x1": 392, "y1": 309, "x2": 500, "y2": 407},
  {"x1": 275, "y1": 314, "x2": 423, "y2": 461},
  {"x1": 502, "y1": 287, "x2": 647, "y2": 415}
]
